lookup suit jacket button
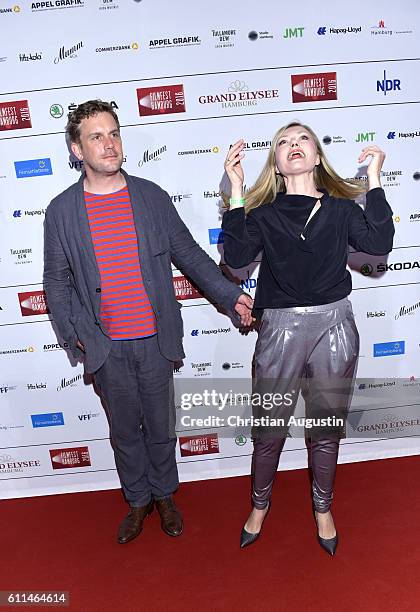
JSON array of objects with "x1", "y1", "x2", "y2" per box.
[{"x1": 96, "y1": 288, "x2": 101, "y2": 293}]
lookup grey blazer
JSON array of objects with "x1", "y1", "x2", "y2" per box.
[{"x1": 43, "y1": 170, "x2": 242, "y2": 373}]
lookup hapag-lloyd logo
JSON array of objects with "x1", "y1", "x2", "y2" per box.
[
  {"x1": 198, "y1": 80, "x2": 279, "y2": 109},
  {"x1": 137, "y1": 84, "x2": 186, "y2": 116},
  {"x1": 179, "y1": 433, "x2": 219, "y2": 457},
  {"x1": 0, "y1": 100, "x2": 31, "y2": 132},
  {"x1": 18, "y1": 290, "x2": 49, "y2": 316},
  {"x1": 291, "y1": 72, "x2": 337, "y2": 102},
  {"x1": 54, "y1": 41, "x2": 83, "y2": 64}
]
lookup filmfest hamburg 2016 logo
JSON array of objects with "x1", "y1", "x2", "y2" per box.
[
  {"x1": 172, "y1": 276, "x2": 203, "y2": 300},
  {"x1": 0, "y1": 100, "x2": 31, "y2": 131},
  {"x1": 137, "y1": 84, "x2": 186, "y2": 116},
  {"x1": 18, "y1": 290, "x2": 49, "y2": 316},
  {"x1": 179, "y1": 433, "x2": 219, "y2": 457},
  {"x1": 291, "y1": 72, "x2": 337, "y2": 103},
  {"x1": 49, "y1": 446, "x2": 91, "y2": 469}
]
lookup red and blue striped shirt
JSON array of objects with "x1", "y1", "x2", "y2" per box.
[{"x1": 84, "y1": 187, "x2": 157, "y2": 340}]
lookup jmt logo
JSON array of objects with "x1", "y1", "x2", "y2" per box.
[
  {"x1": 377, "y1": 70, "x2": 401, "y2": 95},
  {"x1": 283, "y1": 27, "x2": 304, "y2": 38},
  {"x1": 356, "y1": 132, "x2": 375, "y2": 143}
]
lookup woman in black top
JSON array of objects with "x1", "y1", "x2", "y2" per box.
[{"x1": 222, "y1": 121, "x2": 394, "y2": 555}]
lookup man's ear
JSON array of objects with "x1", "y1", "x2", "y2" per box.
[{"x1": 71, "y1": 141, "x2": 83, "y2": 160}]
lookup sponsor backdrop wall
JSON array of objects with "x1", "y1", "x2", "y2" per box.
[{"x1": 0, "y1": 0, "x2": 419, "y2": 498}]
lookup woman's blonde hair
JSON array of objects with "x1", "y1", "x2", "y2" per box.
[{"x1": 243, "y1": 121, "x2": 365, "y2": 214}]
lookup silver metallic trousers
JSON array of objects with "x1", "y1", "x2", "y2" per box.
[{"x1": 251, "y1": 298, "x2": 359, "y2": 513}]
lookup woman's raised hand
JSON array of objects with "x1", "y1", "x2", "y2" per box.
[
  {"x1": 224, "y1": 139, "x2": 245, "y2": 197},
  {"x1": 358, "y1": 145, "x2": 386, "y2": 190}
]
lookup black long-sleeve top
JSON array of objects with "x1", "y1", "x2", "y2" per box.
[{"x1": 222, "y1": 187, "x2": 394, "y2": 314}]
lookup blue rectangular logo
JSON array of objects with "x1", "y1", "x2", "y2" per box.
[
  {"x1": 31, "y1": 412, "x2": 64, "y2": 428},
  {"x1": 373, "y1": 341, "x2": 405, "y2": 357},
  {"x1": 14, "y1": 158, "x2": 53, "y2": 179},
  {"x1": 208, "y1": 228, "x2": 224, "y2": 244}
]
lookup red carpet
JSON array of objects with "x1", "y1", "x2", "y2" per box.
[{"x1": 2, "y1": 456, "x2": 419, "y2": 611}]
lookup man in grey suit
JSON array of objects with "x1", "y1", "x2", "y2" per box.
[{"x1": 44, "y1": 100, "x2": 253, "y2": 544}]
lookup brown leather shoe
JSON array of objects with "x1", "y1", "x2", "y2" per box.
[
  {"x1": 155, "y1": 496, "x2": 183, "y2": 537},
  {"x1": 117, "y1": 500, "x2": 154, "y2": 544}
]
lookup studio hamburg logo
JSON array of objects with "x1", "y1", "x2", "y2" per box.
[
  {"x1": 18, "y1": 290, "x2": 49, "y2": 316},
  {"x1": 291, "y1": 72, "x2": 337, "y2": 103},
  {"x1": 136, "y1": 84, "x2": 186, "y2": 116},
  {"x1": 0, "y1": 100, "x2": 31, "y2": 132}
]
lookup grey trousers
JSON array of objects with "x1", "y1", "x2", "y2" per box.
[
  {"x1": 94, "y1": 334, "x2": 178, "y2": 507},
  {"x1": 251, "y1": 298, "x2": 359, "y2": 512}
]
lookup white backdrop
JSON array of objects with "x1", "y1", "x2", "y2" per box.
[{"x1": 0, "y1": 0, "x2": 419, "y2": 499}]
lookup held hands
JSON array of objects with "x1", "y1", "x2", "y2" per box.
[
  {"x1": 358, "y1": 145, "x2": 386, "y2": 190},
  {"x1": 225, "y1": 139, "x2": 245, "y2": 197},
  {"x1": 234, "y1": 293, "x2": 255, "y2": 327}
]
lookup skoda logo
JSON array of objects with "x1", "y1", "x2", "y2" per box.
[{"x1": 360, "y1": 263, "x2": 373, "y2": 276}]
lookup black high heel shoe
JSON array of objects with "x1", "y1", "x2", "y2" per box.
[
  {"x1": 240, "y1": 503, "x2": 270, "y2": 549},
  {"x1": 314, "y1": 510, "x2": 338, "y2": 556}
]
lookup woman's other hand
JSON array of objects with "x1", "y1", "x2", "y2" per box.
[{"x1": 358, "y1": 145, "x2": 385, "y2": 190}]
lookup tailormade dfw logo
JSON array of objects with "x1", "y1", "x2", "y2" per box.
[
  {"x1": 0, "y1": 100, "x2": 31, "y2": 132},
  {"x1": 198, "y1": 80, "x2": 279, "y2": 110},
  {"x1": 291, "y1": 72, "x2": 337, "y2": 103},
  {"x1": 137, "y1": 84, "x2": 186, "y2": 116}
]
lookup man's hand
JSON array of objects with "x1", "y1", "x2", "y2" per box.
[
  {"x1": 77, "y1": 340, "x2": 85, "y2": 353},
  {"x1": 234, "y1": 293, "x2": 255, "y2": 326}
]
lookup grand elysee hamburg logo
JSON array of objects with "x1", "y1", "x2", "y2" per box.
[
  {"x1": 136, "y1": 84, "x2": 186, "y2": 116},
  {"x1": 291, "y1": 72, "x2": 337, "y2": 103},
  {"x1": 0, "y1": 100, "x2": 31, "y2": 131}
]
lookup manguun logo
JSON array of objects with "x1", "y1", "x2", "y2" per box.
[
  {"x1": 291, "y1": 72, "x2": 337, "y2": 102},
  {"x1": 54, "y1": 40, "x2": 83, "y2": 64},
  {"x1": 0, "y1": 100, "x2": 31, "y2": 131},
  {"x1": 137, "y1": 84, "x2": 186, "y2": 116}
]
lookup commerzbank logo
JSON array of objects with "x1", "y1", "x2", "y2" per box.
[
  {"x1": 14, "y1": 158, "x2": 52, "y2": 179},
  {"x1": 0, "y1": 5, "x2": 20, "y2": 14}
]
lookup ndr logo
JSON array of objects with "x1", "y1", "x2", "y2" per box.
[{"x1": 376, "y1": 69, "x2": 401, "y2": 95}]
